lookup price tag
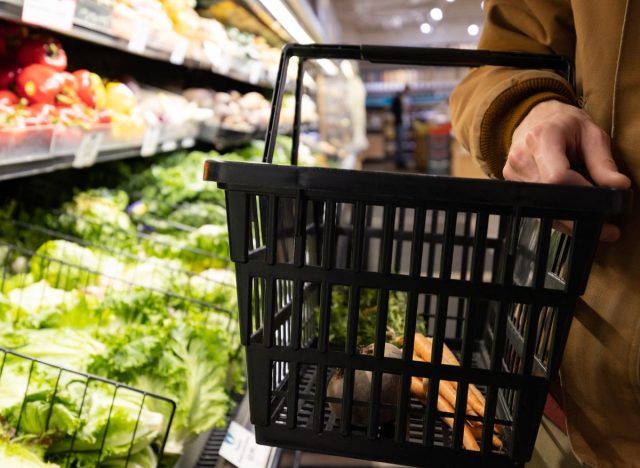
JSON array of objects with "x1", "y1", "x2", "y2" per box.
[
  {"x1": 128, "y1": 22, "x2": 150, "y2": 54},
  {"x1": 22, "y1": 0, "x2": 77, "y2": 30},
  {"x1": 219, "y1": 422, "x2": 270, "y2": 468},
  {"x1": 170, "y1": 37, "x2": 189, "y2": 65},
  {"x1": 249, "y1": 63, "x2": 262, "y2": 85},
  {"x1": 140, "y1": 126, "x2": 160, "y2": 157},
  {"x1": 72, "y1": 132, "x2": 103, "y2": 168}
]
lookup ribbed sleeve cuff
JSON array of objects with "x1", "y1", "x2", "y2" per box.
[{"x1": 478, "y1": 78, "x2": 577, "y2": 178}]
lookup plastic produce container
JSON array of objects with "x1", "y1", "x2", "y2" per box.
[
  {"x1": 0, "y1": 126, "x2": 54, "y2": 164},
  {"x1": 204, "y1": 44, "x2": 631, "y2": 467}
]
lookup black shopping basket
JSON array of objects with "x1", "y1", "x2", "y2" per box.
[{"x1": 204, "y1": 44, "x2": 631, "y2": 467}]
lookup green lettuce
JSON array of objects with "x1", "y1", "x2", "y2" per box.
[
  {"x1": 7, "y1": 281, "x2": 98, "y2": 329},
  {"x1": 30, "y1": 241, "x2": 99, "y2": 291}
]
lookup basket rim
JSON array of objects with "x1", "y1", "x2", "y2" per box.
[{"x1": 204, "y1": 160, "x2": 632, "y2": 215}]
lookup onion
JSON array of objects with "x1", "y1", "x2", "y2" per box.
[{"x1": 326, "y1": 343, "x2": 402, "y2": 427}]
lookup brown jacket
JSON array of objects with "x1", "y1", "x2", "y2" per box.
[{"x1": 450, "y1": 1, "x2": 640, "y2": 466}]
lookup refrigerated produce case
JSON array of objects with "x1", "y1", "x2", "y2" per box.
[{"x1": 0, "y1": 0, "x2": 316, "y2": 465}]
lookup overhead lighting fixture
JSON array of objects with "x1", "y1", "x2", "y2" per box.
[
  {"x1": 256, "y1": 0, "x2": 338, "y2": 75},
  {"x1": 430, "y1": 7, "x2": 443, "y2": 21},
  {"x1": 446, "y1": 0, "x2": 455, "y2": 2},
  {"x1": 420, "y1": 22, "x2": 432, "y2": 34},
  {"x1": 481, "y1": 1, "x2": 485, "y2": 10},
  {"x1": 257, "y1": 0, "x2": 313, "y2": 43},
  {"x1": 467, "y1": 24, "x2": 480, "y2": 36}
]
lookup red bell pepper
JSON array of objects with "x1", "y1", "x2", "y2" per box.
[
  {"x1": 72, "y1": 69, "x2": 107, "y2": 109},
  {"x1": 15, "y1": 64, "x2": 63, "y2": 105},
  {"x1": 17, "y1": 36, "x2": 67, "y2": 71},
  {"x1": 0, "y1": 90, "x2": 19, "y2": 106}
]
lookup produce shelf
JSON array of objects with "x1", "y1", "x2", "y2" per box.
[
  {"x1": 0, "y1": 0, "x2": 277, "y2": 90},
  {"x1": 0, "y1": 132, "x2": 196, "y2": 181}
]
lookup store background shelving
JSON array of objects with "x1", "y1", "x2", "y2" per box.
[{"x1": 0, "y1": 0, "x2": 330, "y2": 183}]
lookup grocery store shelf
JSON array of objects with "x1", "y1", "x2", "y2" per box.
[
  {"x1": 0, "y1": 0, "x2": 277, "y2": 90},
  {"x1": 0, "y1": 134, "x2": 196, "y2": 181}
]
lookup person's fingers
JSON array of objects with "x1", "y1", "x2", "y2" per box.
[
  {"x1": 530, "y1": 127, "x2": 592, "y2": 186},
  {"x1": 580, "y1": 125, "x2": 632, "y2": 189},
  {"x1": 503, "y1": 149, "x2": 539, "y2": 181}
]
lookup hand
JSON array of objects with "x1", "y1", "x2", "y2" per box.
[{"x1": 504, "y1": 100, "x2": 631, "y2": 241}]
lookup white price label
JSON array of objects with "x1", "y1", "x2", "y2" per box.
[
  {"x1": 249, "y1": 63, "x2": 262, "y2": 85},
  {"x1": 170, "y1": 37, "x2": 189, "y2": 65},
  {"x1": 22, "y1": 0, "x2": 77, "y2": 30},
  {"x1": 73, "y1": 132, "x2": 103, "y2": 168},
  {"x1": 219, "y1": 422, "x2": 271, "y2": 468},
  {"x1": 128, "y1": 23, "x2": 150, "y2": 54},
  {"x1": 140, "y1": 126, "x2": 161, "y2": 157}
]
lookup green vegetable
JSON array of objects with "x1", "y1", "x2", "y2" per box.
[
  {"x1": 0, "y1": 328, "x2": 106, "y2": 370},
  {"x1": 124, "y1": 152, "x2": 225, "y2": 217},
  {"x1": 7, "y1": 281, "x2": 98, "y2": 329},
  {"x1": 0, "y1": 438, "x2": 59, "y2": 468},
  {"x1": 167, "y1": 202, "x2": 227, "y2": 228},
  {"x1": 323, "y1": 288, "x2": 407, "y2": 347},
  {"x1": 30, "y1": 241, "x2": 99, "y2": 291},
  {"x1": 55, "y1": 189, "x2": 137, "y2": 251}
]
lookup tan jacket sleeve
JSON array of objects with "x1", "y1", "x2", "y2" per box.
[{"x1": 450, "y1": 0, "x2": 579, "y2": 178}]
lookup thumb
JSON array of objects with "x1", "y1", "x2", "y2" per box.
[{"x1": 580, "y1": 126, "x2": 631, "y2": 189}]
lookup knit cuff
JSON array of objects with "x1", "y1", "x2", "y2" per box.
[{"x1": 478, "y1": 78, "x2": 577, "y2": 179}]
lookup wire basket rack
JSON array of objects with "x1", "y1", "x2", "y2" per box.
[
  {"x1": 0, "y1": 346, "x2": 176, "y2": 467},
  {"x1": 0, "y1": 214, "x2": 241, "y2": 466}
]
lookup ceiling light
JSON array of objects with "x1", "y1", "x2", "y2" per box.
[
  {"x1": 430, "y1": 7, "x2": 443, "y2": 21},
  {"x1": 256, "y1": 0, "x2": 338, "y2": 75},
  {"x1": 420, "y1": 22, "x2": 432, "y2": 34},
  {"x1": 481, "y1": 1, "x2": 485, "y2": 10},
  {"x1": 446, "y1": 0, "x2": 455, "y2": 2},
  {"x1": 467, "y1": 24, "x2": 480, "y2": 36},
  {"x1": 257, "y1": 0, "x2": 313, "y2": 43}
]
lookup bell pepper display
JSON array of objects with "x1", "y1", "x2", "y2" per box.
[
  {"x1": 0, "y1": 22, "x2": 151, "y2": 148},
  {"x1": 17, "y1": 36, "x2": 68, "y2": 71}
]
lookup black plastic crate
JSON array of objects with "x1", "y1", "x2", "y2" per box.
[{"x1": 204, "y1": 44, "x2": 631, "y2": 467}]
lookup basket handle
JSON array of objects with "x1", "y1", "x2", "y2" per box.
[{"x1": 263, "y1": 44, "x2": 575, "y2": 165}]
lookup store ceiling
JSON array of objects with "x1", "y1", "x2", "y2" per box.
[{"x1": 330, "y1": 0, "x2": 485, "y2": 46}]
